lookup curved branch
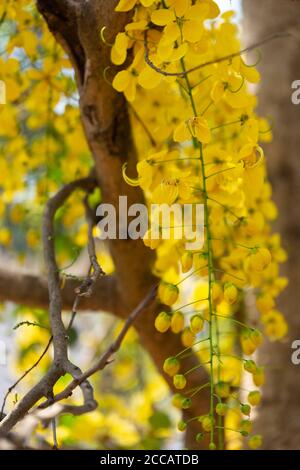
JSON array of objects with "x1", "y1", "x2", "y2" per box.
[{"x1": 144, "y1": 30, "x2": 291, "y2": 77}]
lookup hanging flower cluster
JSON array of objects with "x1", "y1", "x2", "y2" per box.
[{"x1": 111, "y1": 0, "x2": 288, "y2": 450}]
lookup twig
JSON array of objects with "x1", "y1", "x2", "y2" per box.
[
  {"x1": 51, "y1": 418, "x2": 58, "y2": 449},
  {"x1": 13, "y1": 321, "x2": 50, "y2": 331},
  {"x1": 0, "y1": 337, "x2": 52, "y2": 420},
  {"x1": 0, "y1": 196, "x2": 103, "y2": 421},
  {"x1": 38, "y1": 285, "x2": 158, "y2": 409},
  {"x1": 0, "y1": 177, "x2": 97, "y2": 436},
  {"x1": 144, "y1": 30, "x2": 291, "y2": 78}
]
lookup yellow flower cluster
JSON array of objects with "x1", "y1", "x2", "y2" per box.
[{"x1": 113, "y1": 0, "x2": 288, "y2": 449}]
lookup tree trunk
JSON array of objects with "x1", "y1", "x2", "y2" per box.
[
  {"x1": 35, "y1": 0, "x2": 210, "y2": 449},
  {"x1": 243, "y1": 0, "x2": 300, "y2": 449}
]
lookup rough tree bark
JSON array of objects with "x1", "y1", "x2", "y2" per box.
[
  {"x1": 0, "y1": 0, "x2": 210, "y2": 447},
  {"x1": 243, "y1": 0, "x2": 300, "y2": 449}
]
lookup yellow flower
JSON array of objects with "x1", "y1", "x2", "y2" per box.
[
  {"x1": 249, "y1": 248, "x2": 272, "y2": 272},
  {"x1": 173, "y1": 121, "x2": 191, "y2": 142},
  {"x1": 152, "y1": 179, "x2": 179, "y2": 204},
  {"x1": 0, "y1": 228, "x2": 11, "y2": 246},
  {"x1": 261, "y1": 310, "x2": 288, "y2": 340},
  {"x1": 171, "y1": 311, "x2": 185, "y2": 333},
  {"x1": 163, "y1": 356, "x2": 180, "y2": 376},
  {"x1": 112, "y1": 48, "x2": 144, "y2": 101},
  {"x1": 173, "y1": 373, "x2": 186, "y2": 390},
  {"x1": 252, "y1": 367, "x2": 265, "y2": 386},
  {"x1": 143, "y1": 229, "x2": 160, "y2": 249},
  {"x1": 115, "y1": 0, "x2": 156, "y2": 12},
  {"x1": 158, "y1": 282, "x2": 179, "y2": 306},
  {"x1": 181, "y1": 251, "x2": 193, "y2": 273},
  {"x1": 248, "y1": 435, "x2": 262, "y2": 450},
  {"x1": 111, "y1": 32, "x2": 129, "y2": 65},
  {"x1": 181, "y1": 327, "x2": 195, "y2": 347},
  {"x1": 174, "y1": 117, "x2": 211, "y2": 143},
  {"x1": 224, "y1": 283, "x2": 238, "y2": 304},
  {"x1": 122, "y1": 160, "x2": 154, "y2": 190},
  {"x1": 154, "y1": 311, "x2": 172, "y2": 332},
  {"x1": 248, "y1": 391, "x2": 261, "y2": 406},
  {"x1": 240, "y1": 58, "x2": 261, "y2": 84},
  {"x1": 191, "y1": 117, "x2": 211, "y2": 143},
  {"x1": 211, "y1": 282, "x2": 223, "y2": 303},
  {"x1": 138, "y1": 65, "x2": 162, "y2": 89},
  {"x1": 210, "y1": 80, "x2": 226, "y2": 103},
  {"x1": 240, "y1": 329, "x2": 257, "y2": 356},
  {"x1": 190, "y1": 315, "x2": 204, "y2": 334}
]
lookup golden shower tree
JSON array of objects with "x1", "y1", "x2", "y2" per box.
[{"x1": 0, "y1": 0, "x2": 288, "y2": 450}]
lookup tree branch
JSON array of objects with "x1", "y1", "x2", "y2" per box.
[{"x1": 0, "y1": 268, "x2": 119, "y2": 314}]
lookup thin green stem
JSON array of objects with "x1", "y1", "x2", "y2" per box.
[
  {"x1": 205, "y1": 166, "x2": 236, "y2": 180},
  {"x1": 176, "y1": 264, "x2": 208, "y2": 286},
  {"x1": 211, "y1": 118, "x2": 243, "y2": 131},
  {"x1": 172, "y1": 298, "x2": 209, "y2": 313},
  {"x1": 190, "y1": 382, "x2": 210, "y2": 398},
  {"x1": 184, "y1": 361, "x2": 210, "y2": 376},
  {"x1": 179, "y1": 52, "x2": 217, "y2": 446}
]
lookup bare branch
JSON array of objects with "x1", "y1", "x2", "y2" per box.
[
  {"x1": 0, "y1": 267, "x2": 119, "y2": 314},
  {"x1": 39, "y1": 285, "x2": 158, "y2": 409},
  {"x1": 0, "y1": 177, "x2": 98, "y2": 436}
]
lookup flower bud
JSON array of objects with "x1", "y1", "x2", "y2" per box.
[
  {"x1": 163, "y1": 357, "x2": 180, "y2": 377},
  {"x1": 190, "y1": 315, "x2": 204, "y2": 334},
  {"x1": 171, "y1": 311, "x2": 185, "y2": 333},
  {"x1": 173, "y1": 374, "x2": 187, "y2": 390},
  {"x1": 158, "y1": 282, "x2": 179, "y2": 306},
  {"x1": 248, "y1": 390, "x2": 261, "y2": 406},
  {"x1": 154, "y1": 311, "x2": 171, "y2": 333}
]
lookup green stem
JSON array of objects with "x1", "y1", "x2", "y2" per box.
[{"x1": 180, "y1": 54, "x2": 217, "y2": 447}]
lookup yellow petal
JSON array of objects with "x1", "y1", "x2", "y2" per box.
[
  {"x1": 170, "y1": 0, "x2": 189, "y2": 17},
  {"x1": 115, "y1": 0, "x2": 136, "y2": 12},
  {"x1": 206, "y1": 0, "x2": 220, "y2": 19},
  {"x1": 182, "y1": 20, "x2": 204, "y2": 43},
  {"x1": 244, "y1": 165, "x2": 265, "y2": 200},
  {"x1": 240, "y1": 60, "x2": 261, "y2": 84},
  {"x1": 152, "y1": 181, "x2": 179, "y2": 205},
  {"x1": 137, "y1": 160, "x2": 154, "y2": 190},
  {"x1": 161, "y1": 22, "x2": 180, "y2": 45},
  {"x1": 124, "y1": 79, "x2": 137, "y2": 102},
  {"x1": 192, "y1": 117, "x2": 211, "y2": 143},
  {"x1": 138, "y1": 66, "x2": 162, "y2": 89},
  {"x1": 151, "y1": 9, "x2": 174, "y2": 26},
  {"x1": 140, "y1": 0, "x2": 156, "y2": 6},
  {"x1": 185, "y1": 4, "x2": 209, "y2": 20},
  {"x1": 157, "y1": 40, "x2": 174, "y2": 61},
  {"x1": 178, "y1": 181, "x2": 192, "y2": 200},
  {"x1": 112, "y1": 70, "x2": 131, "y2": 92},
  {"x1": 173, "y1": 121, "x2": 190, "y2": 142},
  {"x1": 125, "y1": 20, "x2": 148, "y2": 31},
  {"x1": 169, "y1": 43, "x2": 188, "y2": 62},
  {"x1": 111, "y1": 33, "x2": 128, "y2": 65},
  {"x1": 210, "y1": 80, "x2": 225, "y2": 103},
  {"x1": 239, "y1": 144, "x2": 264, "y2": 168}
]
